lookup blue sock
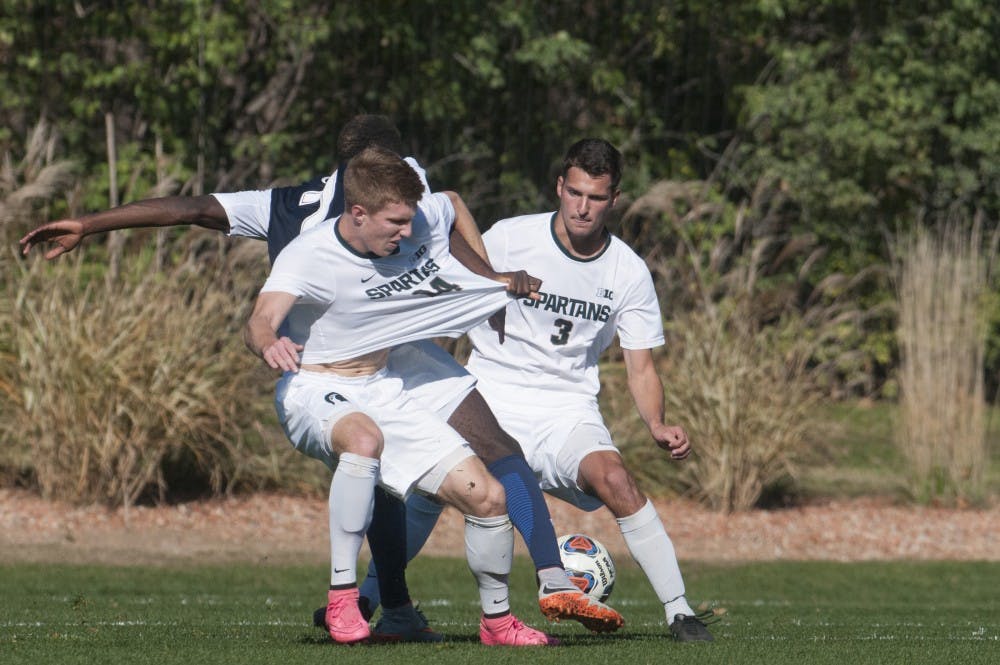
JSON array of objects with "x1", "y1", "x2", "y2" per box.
[{"x1": 487, "y1": 455, "x2": 561, "y2": 570}]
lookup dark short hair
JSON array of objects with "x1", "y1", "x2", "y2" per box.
[
  {"x1": 561, "y1": 139, "x2": 623, "y2": 190},
  {"x1": 337, "y1": 114, "x2": 404, "y2": 160},
  {"x1": 343, "y1": 146, "x2": 424, "y2": 213}
]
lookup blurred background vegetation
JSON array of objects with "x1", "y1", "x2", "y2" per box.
[{"x1": 1, "y1": 0, "x2": 998, "y2": 510}]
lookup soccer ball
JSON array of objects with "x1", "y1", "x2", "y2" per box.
[{"x1": 557, "y1": 533, "x2": 616, "y2": 602}]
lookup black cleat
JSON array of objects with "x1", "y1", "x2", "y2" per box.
[{"x1": 669, "y1": 612, "x2": 715, "y2": 642}]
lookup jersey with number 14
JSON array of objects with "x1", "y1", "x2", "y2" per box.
[
  {"x1": 466, "y1": 212, "x2": 664, "y2": 406},
  {"x1": 261, "y1": 192, "x2": 510, "y2": 364}
]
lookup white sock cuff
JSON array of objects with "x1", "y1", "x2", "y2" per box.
[
  {"x1": 464, "y1": 514, "x2": 511, "y2": 530},
  {"x1": 337, "y1": 452, "x2": 379, "y2": 478},
  {"x1": 616, "y1": 498, "x2": 658, "y2": 532}
]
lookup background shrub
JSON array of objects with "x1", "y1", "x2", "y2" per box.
[{"x1": 894, "y1": 221, "x2": 995, "y2": 503}]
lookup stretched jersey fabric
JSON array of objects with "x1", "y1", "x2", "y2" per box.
[
  {"x1": 262, "y1": 192, "x2": 509, "y2": 364},
  {"x1": 466, "y1": 212, "x2": 664, "y2": 407},
  {"x1": 212, "y1": 157, "x2": 429, "y2": 261}
]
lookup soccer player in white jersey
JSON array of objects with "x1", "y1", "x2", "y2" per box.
[
  {"x1": 468, "y1": 138, "x2": 715, "y2": 641},
  {"x1": 384, "y1": 139, "x2": 716, "y2": 641},
  {"x1": 244, "y1": 146, "x2": 555, "y2": 646}
]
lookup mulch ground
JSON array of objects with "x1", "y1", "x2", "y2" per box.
[{"x1": 1, "y1": 488, "x2": 996, "y2": 566}]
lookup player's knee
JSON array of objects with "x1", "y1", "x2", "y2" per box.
[
  {"x1": 587, "y1": 459, "x2": 641, "y2": 502},
  {"x1": 331, "y1": 416, "x2": 384, "y2": 458},
  {"x1": 462, "y1": 480, "x2": 506, "y2": 518},
  {"x1": 444, "y1": 471, "x2": 507, "y2": 518}
]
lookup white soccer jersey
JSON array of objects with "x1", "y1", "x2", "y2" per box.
[
  {"x1": 466, "y1": 212, "x2": 664, "y2": 407},
  {"x1": 261, "y1": 192, "x2": 510, "y2": 364}
]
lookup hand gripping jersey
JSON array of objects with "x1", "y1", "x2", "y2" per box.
[
  {"x1": 466, "y1": 212, "x2": 664, "y2": 406},
  {"x1": 261, "y1": 192, "x2": 510, "y2": 364}
]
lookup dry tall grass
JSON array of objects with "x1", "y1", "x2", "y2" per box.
[
  {"x1": 0, "y1": 245, "x2": 301, "y2": 506},
  {"x1": 1, "y1": 120, "x2": 331, "y2": 505},
  {"x1": 894, "y1": 222, "x2": 994, "y2": 503},
  {"x1": 614, "y1": 176, "x2": 885, "y2": 511}
]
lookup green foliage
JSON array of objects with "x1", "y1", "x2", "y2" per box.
[
  {"x1": 3, "y1": 0, "x2": 1000, "y2": 503},
  {"x1": 736, "y1": 0, "x2": 1000, "y2": 271}
]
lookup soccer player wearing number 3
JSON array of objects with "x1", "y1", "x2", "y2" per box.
[{"x1": 381, "y1": 139, "x2": 715, "y2": 642}]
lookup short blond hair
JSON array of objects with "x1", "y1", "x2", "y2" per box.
[{"x1": 343, "y1": 146, "x2": 424, "y2": 213}]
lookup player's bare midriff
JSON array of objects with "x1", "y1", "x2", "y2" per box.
[{"x1": 300, "y1": 348, "x2": 391, "y2": 377}]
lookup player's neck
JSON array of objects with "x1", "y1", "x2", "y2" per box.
[
  {"x1": 554, "y1": 221, "x2": 609, "y2": 259},
  {"x1": 335, "y1": 214, "x2": 376, "y2": 257}
]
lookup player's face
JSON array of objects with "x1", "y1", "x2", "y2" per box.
[
  {"x1": 556, "y1": 167, "x2": 619, "y2": 245},
  {"x1": 358, "y1": 201, "x2": 415, "y2": 256}
]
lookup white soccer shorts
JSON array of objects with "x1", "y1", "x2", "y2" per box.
[
  {"x1": 474, "y1": 382, "x2": 619, "y2": 512},
  {"x1": 388, "y1": 339, "x2": 477, "y2": 419},
  {"x1": 274, "y1": 366, "x2": 474, "y2": 498}
]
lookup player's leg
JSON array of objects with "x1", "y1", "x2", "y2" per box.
[
  {"x1": 431, "y1": 454, "x2": 553, "y2": 646},
  {"x1": 362, "y1": 487, "x2": 415, "y2": 617},
  {"x1": 449, "y1": 390, "x2": 623, "y2": 633},
  {"x1": 573, "y1": 430, "x2": 713, "y2": 642},
  {"x1": 321, "y1": 412, "x2": 383, "y2": 644},
  {"x1": 278, "y1": 373, "x2": 388, "y2": 644},
  {"x1": 358, "y1": 492, "x2": 443, "y2": 612},
  {"x1": 389, "y1": 343, "x2": 571, "y2": 588},
  {"x1": 386, "y1": 342, "x2": 622, "y2": 632}
]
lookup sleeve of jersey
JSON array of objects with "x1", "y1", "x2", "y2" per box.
[
  {"x1": 419, "y1": 192, "x2": 457, "y2": 240},
  {"x1": 616, "y1": 266, "x2": 666, "y2": 350},
  {"x1": 481, "y1": 224, "x2": 509, "y2": 270},
  {"x1": 212, "y1": 190, "x2": 272, "y2": 239},
  {"x1": 259, "y1": 241, "x2": 326, "y2": 302}
]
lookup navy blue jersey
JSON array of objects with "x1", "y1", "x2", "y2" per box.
[{"x1": 265, "y1": 166, "x2": 346, "y2": 263}]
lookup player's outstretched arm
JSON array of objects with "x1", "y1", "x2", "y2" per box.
[
  {"x1": 19, "y1": 195, "x2": 229, "y2": 259},
  {"x1": 622, "y1": 347, "x2": 691, "y2": 460},
  {"x1": 442, "y1": 191, "x2": 542, "y2": 299},
  {"x1": 445, "y1": 190, "x2": 489, "y2": 263},
  {"x1": 244, "y1": 290, "x2": 302, "y2": 372}
]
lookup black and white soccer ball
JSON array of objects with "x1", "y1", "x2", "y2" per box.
[{"x1": 557, "y1": 533, "x2": 616, "y2": 602}]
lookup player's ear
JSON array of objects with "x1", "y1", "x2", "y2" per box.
[
  {"x1": 610, "y1": 188, "x2": 621, "y2": 208},
  {"x1": 556, "y1": 176, "x2": 564, "y2": 198},
  {"x1": 350, "y1": 203, "x2": 367, "y2": 221}
]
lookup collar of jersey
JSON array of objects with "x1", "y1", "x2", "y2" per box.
[
  {"x1": 549, "y1": 212, "x2": 611, "y2": 262},
  {"x1": 333, "y1": 216, "x2": 399, "y2": 259}
]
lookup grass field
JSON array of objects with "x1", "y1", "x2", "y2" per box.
[{"x1": 2, "y1": 557, "x2": 997, "y2": 665}]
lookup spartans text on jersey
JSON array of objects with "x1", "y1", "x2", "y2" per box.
[
  {"x1": 521, "y1": 290, "x2": 611, "y2": 322},
  {"x1": 365, "y1": 257, "x2": 463, "y2": 300}
]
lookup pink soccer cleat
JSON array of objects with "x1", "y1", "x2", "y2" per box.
[
  {"x1": 479, "y1": 613, "x2": 556, "y2": 646},
  {"x1": 325, "y1": 588, "x2": 370, "y2": 644}
]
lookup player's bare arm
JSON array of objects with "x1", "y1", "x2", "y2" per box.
[
  {"x1": 244, "y1": 290, "x2": 302, "y2": 372},
  {"x1": 446, "y1": 190, "x2": 490, "y2": 264},
  {"x1": 443, "y1": 193, "x2": 542, "y2": 299},
  {"x1": 19, "y1": 195, "x2": 230, "y2": 259},
  {"x1": 622, "y1": 347, "x2": 691, "y2": 460}
]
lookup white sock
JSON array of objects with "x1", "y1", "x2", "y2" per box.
[
  {"x1": 536, "y1": 566, "x2": 577, "y2": 593},
  {"x1": 329, "y1": 453, "x2": 379, "y2": 587},
  {"x1": 359, "y1": 492, "x2": 444, "y2": 608},
  {"x1": 617, "y1": 499, "x2": 694, "y2": 619},
  {"x1": 464, "y1": 514, "x2": 513, "y2": 615}
]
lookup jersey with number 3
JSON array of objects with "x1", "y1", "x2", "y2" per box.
[{"x1": 466, "y1": 212, "x2": 664, "y2": 407}]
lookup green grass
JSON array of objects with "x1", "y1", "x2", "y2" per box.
[{"x1": 2, "y1": 557, "x2": 997, "y2": 664}]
